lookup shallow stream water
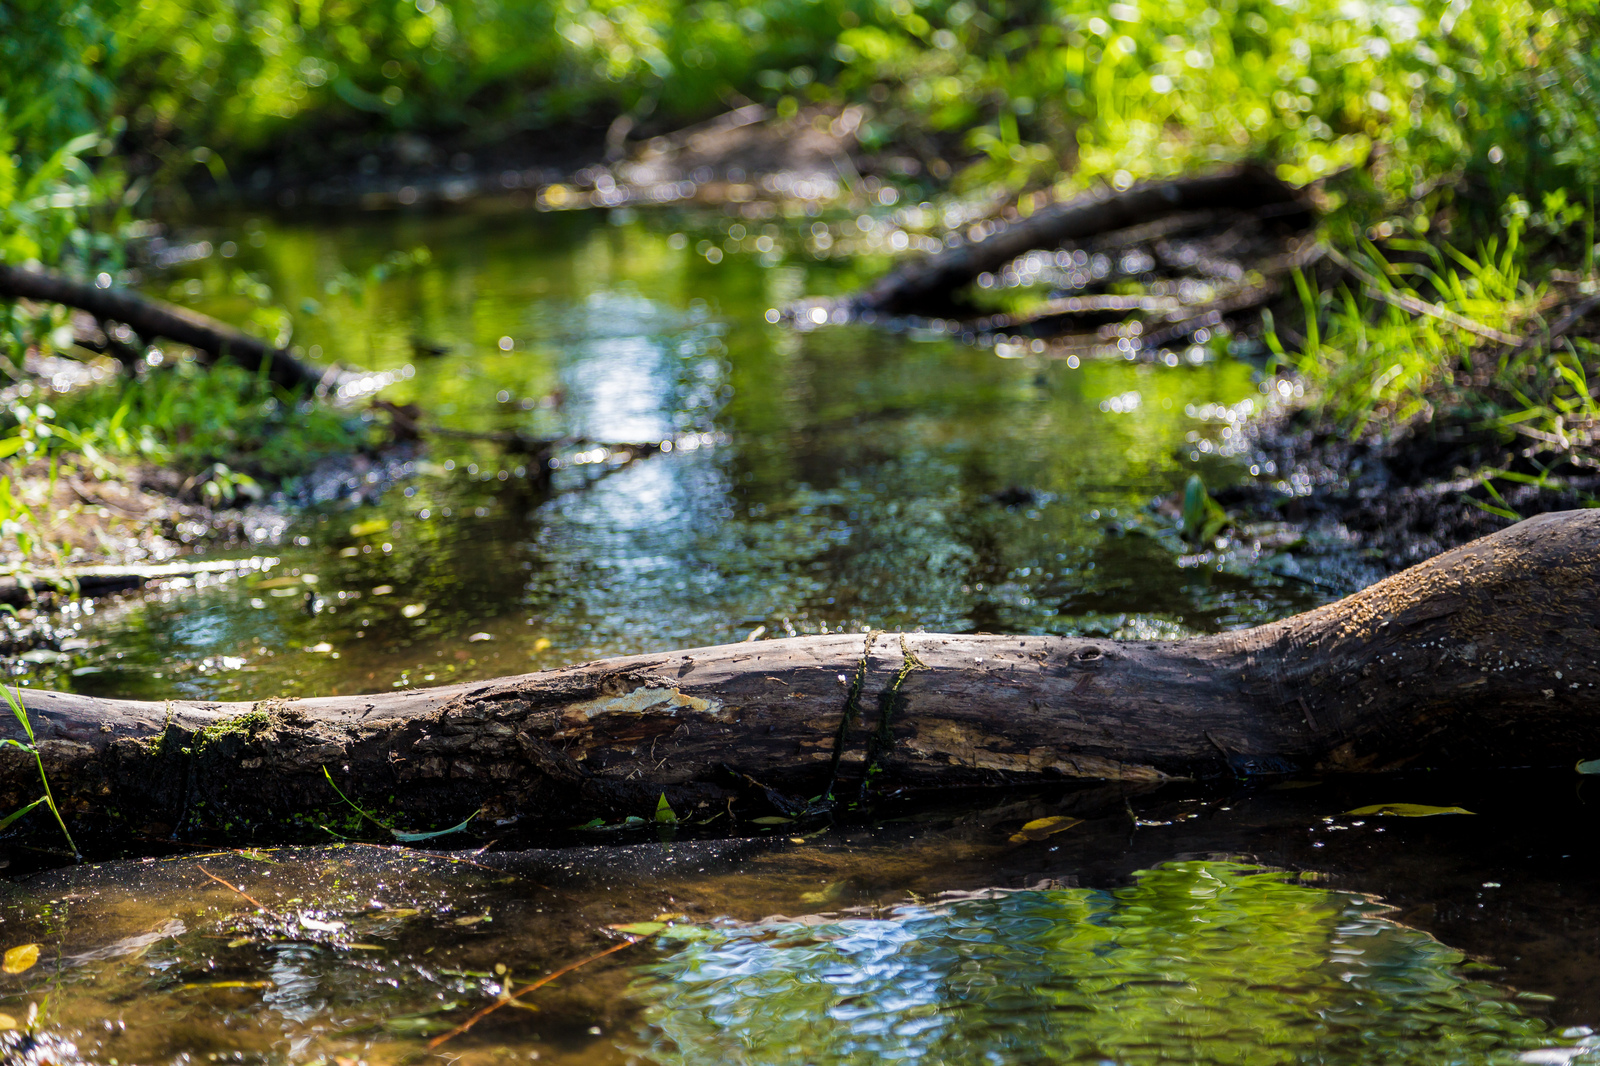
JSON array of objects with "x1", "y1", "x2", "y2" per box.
[{"x1": 3, "y1": 204, "x2": 1593, "y2": 1064}]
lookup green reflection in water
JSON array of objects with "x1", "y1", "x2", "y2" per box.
[
  {"x1": 38, "y1": 208, "x2": 1328, "y2": 702},
  {"x1": 0, "y1": 855, "x2": 1576, "y2": 1066},
  {"x1": 630, "y1": 862, "x2": 1558, "y2": 1066}
]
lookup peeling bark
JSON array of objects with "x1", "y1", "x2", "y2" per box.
[{"x1": 4, "y1": 510, "x2": 1598, "y2": 846}]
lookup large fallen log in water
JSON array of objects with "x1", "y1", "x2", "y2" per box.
[{"x1": 5, "y1": 510, "x2": 1598, "y2": 845}]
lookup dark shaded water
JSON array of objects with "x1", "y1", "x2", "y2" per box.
[{"x1": 3, "y1": 205, "x2": 1593, "y2": 1063}]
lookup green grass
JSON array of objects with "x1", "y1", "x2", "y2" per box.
[{"x1": 0, "y1": 685, "x2": 80, "y2": 859}]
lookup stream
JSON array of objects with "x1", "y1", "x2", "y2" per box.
[{"x1": 1, "y1": 203, "x2": 1592, "y2": 1064}]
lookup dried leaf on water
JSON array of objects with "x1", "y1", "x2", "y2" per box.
[
  {"x1": 1345, "y1": 804, "x2": 1475, "y2": 817},
  {"x1": 1, "y1": 943, "x2": 39, "y2": 974},
  {"x1": 1009, "y1": 815, "x2": 1085, "y2": 843}
]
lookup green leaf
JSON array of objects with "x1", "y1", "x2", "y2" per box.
[
  {"x1": 392, "y1": 808, "x2": 481, "y2": 842},
  {"x1": 610, "y1": 921, "x2": 669, "y2": 937},
  {"x1": 1009, "y1": 815, "x2": 1084, "y2": 844},
  {"x1": 0, "y1": 797, "x2": 46, "y2": 832},
  {"x1": 1575, "y1": 759, "x2": 1600, "y2": 775},
  {"x1": 1345, "y1": 804, "x2": 1475, "y2": 817},
  {"x1": 749, "y1": 815, "x2": 793, "y2": 825},
  {"x1": 655, "y1": 792, "x2": 677, "y2": 824},
  {"x1": 349, "y1": 518, "x2": 390, "y2": 538}
]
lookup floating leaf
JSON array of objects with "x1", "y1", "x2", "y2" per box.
[
  {"x1": 655, "y1": 792, "x2": 677, "y2": 824},
  {"x1": 610, "y1": 921, "x2": 668, "y2": 936},
  {"x1": 2, "y1": 943, "x2": 39, "y2": 974},
  {"x1": 392, "y1": 808, "x2": 480, "y2": 842},
  {"x1": 1009, "y1": 815, "x2": 1084, "y2": 844},
  {"x1": 749, "y1": 815, "x2": 793, "y2": 825},
  {"x1": 571, "y1": 818, "x2": 606, "y2": 830},
  {"x1": 1345, "y1": 804, "x2": 1475, "y2": 817},
  {"x1": 349, "y1": 518, "x2": 390, "y2": 538},
  {"x1": 1575, "y1": 759, "x2": 1600, "y2": 775},
  {"x1": 176, "y1": 980, "x2": 273, "y2": 991},
  {"x1": 622, "y1": 815, "x2": 647, "y2": 828}
]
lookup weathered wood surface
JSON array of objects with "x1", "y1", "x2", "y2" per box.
[
  {"x1": 0, "y1": 263, "x2": 331, "y2": 390},
  {"x1": 852, "y1": 166, "x2": 1308, "y2": 315},
  {"x1": 5, "y1": 509, "x2": 1598, "y2": 842}
]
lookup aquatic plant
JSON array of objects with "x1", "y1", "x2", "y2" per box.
[{"x1": 0, "y1": 685, "x2": 79, "y2": 859}]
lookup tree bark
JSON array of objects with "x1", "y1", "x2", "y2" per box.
[
  {"x1": 5, "y1": 509, "x2": 1598, "y2": 846},
  {"x1": 852, "y1": 166, "x2": 1309, "y2": 316},
  {"x1": 0, "y1": 264, "x2": 331, "y2": 391}
]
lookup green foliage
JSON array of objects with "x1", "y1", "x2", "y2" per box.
[
  {"x1": 1, "y1": 360, "x2": 363, "y2": 481},
  {"x1": 1180, "y1": 473, "x2": 1229, "y2": 547},
  {"x1": 82, "y1": 0, "x2": 1600, "y2": 227},
  {"x1": 0, "y1": 684, "x2": 81, "y2": 859}
]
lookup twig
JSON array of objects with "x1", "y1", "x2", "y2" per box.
[
  {"x1": 196, "y1": 865, "x2": 270, "y2": 911},
  {"x1": 427, "y1": 937, "x2": 641, "y2": 1049},
  {"x1": 1322, "y1": 244, "x2": 1521, "y2": 345},
  {"x1": 1515, "y1": 293, "x2": 1600, "y2": 354}
]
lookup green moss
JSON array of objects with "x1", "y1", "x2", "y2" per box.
[{"x1": 195, "y1": 709, "x2": 271, "y2": 746}]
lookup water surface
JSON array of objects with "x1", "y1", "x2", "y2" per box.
[{"x1": 30, "y1": 205, "x2": 1322, "y2": 701}]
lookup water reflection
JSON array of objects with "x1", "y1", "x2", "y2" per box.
[
  {"x1": 0, "y1": 850, "x2": 1580, "y2": 1066},
  {"x1": 632, "y1": 864, "x2": 1556, "y2": 1066},
  {"x1": 33, "y1": 207, "x2": 1330, "y2": 701}
]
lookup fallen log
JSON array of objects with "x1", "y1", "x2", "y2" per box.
[
  {"x1": 0, "y1": 264, "x2": 332, "y2": 391},
  {"x1": 852, "y1": 167, "x2": 1309, "y2": 316},
  {"x1": 0, "y1": 557, "x2": 277, "y2": 606},
  {"x1": 3, "y1": 509, "x2": 1597, "y2": 848}
]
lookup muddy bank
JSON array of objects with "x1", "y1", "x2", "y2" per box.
[{"x1": 1214, "y1": 411, "x2": 1600, "y2": 576}]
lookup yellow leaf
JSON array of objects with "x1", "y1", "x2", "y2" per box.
[
  {"x1": 349, "y1": 518, "x2": 390, "y2": 538},
  {"x1": 0, "y1": 1013, "x2": 17, "y2": 1030},
  {"x1": 1345, "y1": 804, "x2": 1475, "y2": 817},
  {"x1": 1009, "y1": 815, "x2": 1084, "y2": 844},
  {"x1": 2, "y1": 943, "x2": 39, "y2": 974}
]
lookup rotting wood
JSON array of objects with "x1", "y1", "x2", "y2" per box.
[
  {"x1": 2, "y1": 510, "x2": 1597, "y2": 849},
  {"x1": 851, "y1": 167, "x2": 1310, "y2": 316},
  {"x1": 0, "y1": 263, "x2": 334, "y2": 391}
]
